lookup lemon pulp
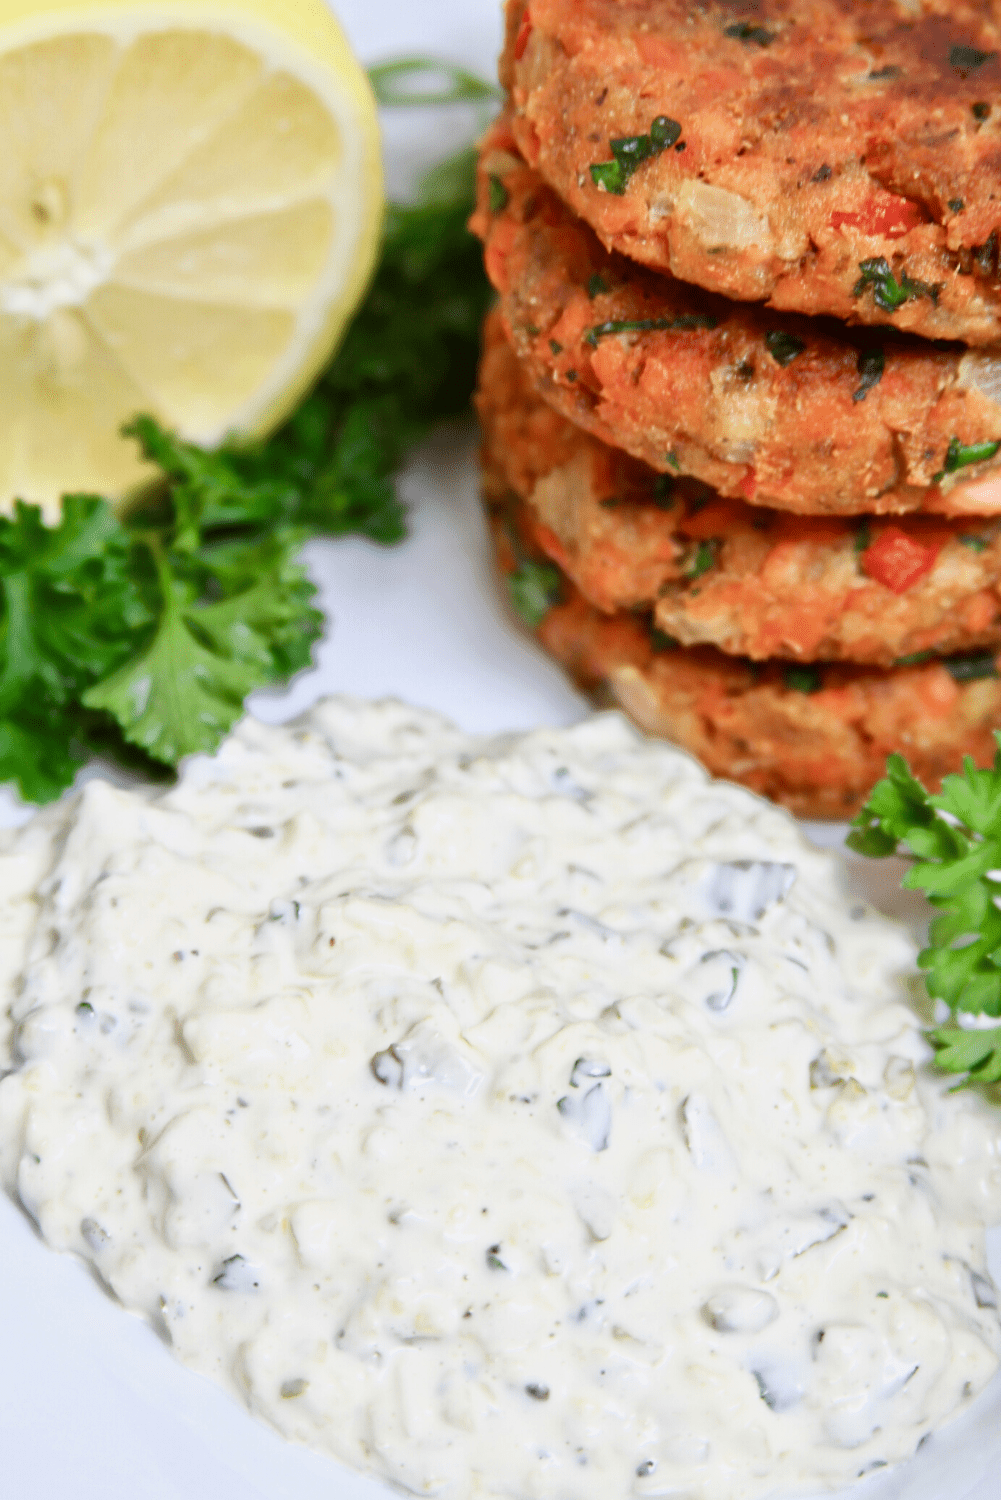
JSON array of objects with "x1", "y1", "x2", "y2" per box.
[{"x1": 0, "y1": 0, "x2": 383, "y2": 512}]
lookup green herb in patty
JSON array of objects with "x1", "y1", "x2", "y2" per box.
[
  {"x1": 508, "y1": 561, "x2": 561, "y2": 628},
  {"x1": 943, "y1": 650, "x2": 999, "y2": 683},
  {"x1": 782, "y1": 665, "x2": 822, "y2": 693},
  {"x1": 933, "y1": 437, "x2": 1001, "y2": 483},
  {"x1": 488, "y1": 175, "x2": 509, "y2": 212},
  {"x1": 724, "y1": 21, "x2": 774, "y2": 46},
  {"x1": 894, "y1": 651, "x2": 934, "y2": 666},
  {"x1": 765, "y1": 330, "x2": 806, "y2": 367},
  {"x1": 589, "y1": 115, "x2": 682, "y2": 195},
  {"x1": 852, "y1": 348, "x2": 885, "y2": 403},
  {"x1": 685, "y1": 540, "x2": 719, "y2": 580},
  {"x1": 853, "y1": 257, "x2": 941, "y2": 313},
  {"x1": 950, "y1": 45, "x2": 996, "y2": 76},
  {"x1": 584, "y1": 313, "x2": 718, "y2": 348}
]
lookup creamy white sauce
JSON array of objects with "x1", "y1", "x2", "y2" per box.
[{"x1": 0, "y1": 698, "x2": 999, "y2": 1500}]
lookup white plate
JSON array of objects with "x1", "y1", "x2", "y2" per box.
[{"x1": 0, "y1": 3, "x2": 998, "y2": 1496}]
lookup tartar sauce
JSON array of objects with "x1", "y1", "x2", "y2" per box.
[{"x1": 1, "y1": 699, "x2": 999, "y2": 1500}]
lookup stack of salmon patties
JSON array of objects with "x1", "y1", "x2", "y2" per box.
[{"x1": 471, "y1": 0, "x2": 1001, "y2": 817}]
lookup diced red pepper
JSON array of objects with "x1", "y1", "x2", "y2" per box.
[
  {"x1": 514, "y1": 10, "x2": 532, "y2": 60},
  {"x1": 830, "y1": 196, "x2": 926, "y2": 239},
  {"x1": 861, "y1": 526, "x2": 945, "y2": 593},
  {"x1": 738, "y1": 472, "x2": 757, "y2": 501}
]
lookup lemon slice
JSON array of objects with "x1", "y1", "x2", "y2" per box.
[{"x1": 0, "y1": 0, "x2": 383, "y2": 514}]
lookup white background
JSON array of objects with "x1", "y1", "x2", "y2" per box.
[{"x1": 0, "y1": 3, "x2": 998, "y2": 1497}]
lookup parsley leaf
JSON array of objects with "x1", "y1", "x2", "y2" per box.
[
  {"x1": 0, "y1": 497, "x2": 153, "y2": 802},
  {"x1": 367, "y1": 56, "x2": 501, "y2": 107},
  {"x1": 928, "y1": 1026, "x2": 1001, "y2": 1088},
  {"x1": 83, "y1": 531, "x2": 322, "y2": 765},
  {"x1": 848, "y1": 744, "x2": 1001, "y2": 1094}
]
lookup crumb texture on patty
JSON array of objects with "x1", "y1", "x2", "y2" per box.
[
  {"x1": 478, "y1": 309, "x2": 1001, "y2": 666},
  {"x1": 471, "y1": 118, "x2": 1001, "y2": 518},
  {"x1": 503, "y1": 0, "x2": 1001, "y2": 344},
  {"x1": 487, "y1": 487, "x2": 1001, "y2": 819}
]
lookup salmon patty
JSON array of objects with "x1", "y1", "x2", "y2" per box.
[
  {"x1": 477, "y1": 308, "x2": 1001, "y2": 665},
  {"x1": 471, "y1": 118, "x2": 1001, "y2": 518},
  {"x1": 486, "y1": 493, "x2": 1001, "y2": 819},
  {"x1": 502, "y1": 0, "x2": 1001, "y2": 345}
]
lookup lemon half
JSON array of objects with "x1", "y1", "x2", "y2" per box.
[{"x1": 0, "y1": 0, "x2": 383, "y2": 513}]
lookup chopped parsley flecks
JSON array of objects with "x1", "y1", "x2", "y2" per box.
[
  {"x1": 854, "y1": 522, "x2": 872, "y2": 555},
  {"x1": 589, "y1": 115, "x2": 682, "y2": 195},
  {"x1": 852, "y1": 257, "x2": 941, "y2": 313},
  {"x1": 665, "y1": 451, "x2": 681, "y2": 471},
  {"x1": 943, "y1": 650, "x2": 999, "y2": 682},
  {"x1": 783, "y1": 665, "x2": 822, "y2": 694},
  {"x1": 650, "y1": 626, "x2": 679, "y2": 651},
  {"x1": 549, "y1": 339, "x2": 563, "y2": 355},
  {"x1": 950, "y1": 45, "x2": 997, "y2": 76},
  {"x1": 488, "y1": 175, "x2": 509, "y2": 212},
  {"x1": 584, "y1": 313, "x2": 718, "y2": 348},
  {"x1": 852, "y1": 348, "x2": 885, "y2": 404},
  {"x1": 959, "y1": 533, "x2": 991, "y2": 552},
  {"x1": 686, "y1": 539, "x2": 719, "y2": 580},
  {"x1": 765, "y1": 330, "x2": 806, "y2": 367},
  {"x1": 933, "y1": 436, "x2": 1001, "y2": 483},
  {"x1": 948, "y1": 198, "x2": 966, "y2": 214},
  {"x1": 587, "y1": 272, "x2": 610, "y2": 299},
  {"x1": 508, "y1": 560, "x2": 561, "y2": 628},
  {"x1": 868, "y1": 65, "x2": 902, "y2": 81},
  {"x1": 725, "y1": 21, "x2": 774, "y2": 46}
]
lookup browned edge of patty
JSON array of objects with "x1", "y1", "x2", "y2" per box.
[
  {"x1": 471, "y1": 114, "x2": 1001, "y2": 519},
  {"x1": 476, "y1": 305, "x2": 1001, "y2": 666},
  {"x1": 483, "y1": 461, "x2": 1001, "y2": 819},
  {"x1": 503, "y1": 0, "x2": 1001, "y2": 345}
]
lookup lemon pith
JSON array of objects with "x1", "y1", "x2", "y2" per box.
[{"x1": 0, "y1": 0, "x2": 383, "y2": 513}]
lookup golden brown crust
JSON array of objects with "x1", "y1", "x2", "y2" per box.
[
  {"x1": 485, "y1": 490, "x2": 1001, "y2": 820},
  {"x1": 503, "y1": 0, "x2": 1001, "y2": 344},
  {"x1": 471, "y1": 117, "x2": 1001, "y2": 518},
  {"x1": 477, "y1": 308, "x2": 1001, "y2": 665}
]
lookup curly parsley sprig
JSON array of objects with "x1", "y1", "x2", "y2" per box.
[{"x1": 848, "y1": 744, "x2": 1001, "y2": 1091}]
